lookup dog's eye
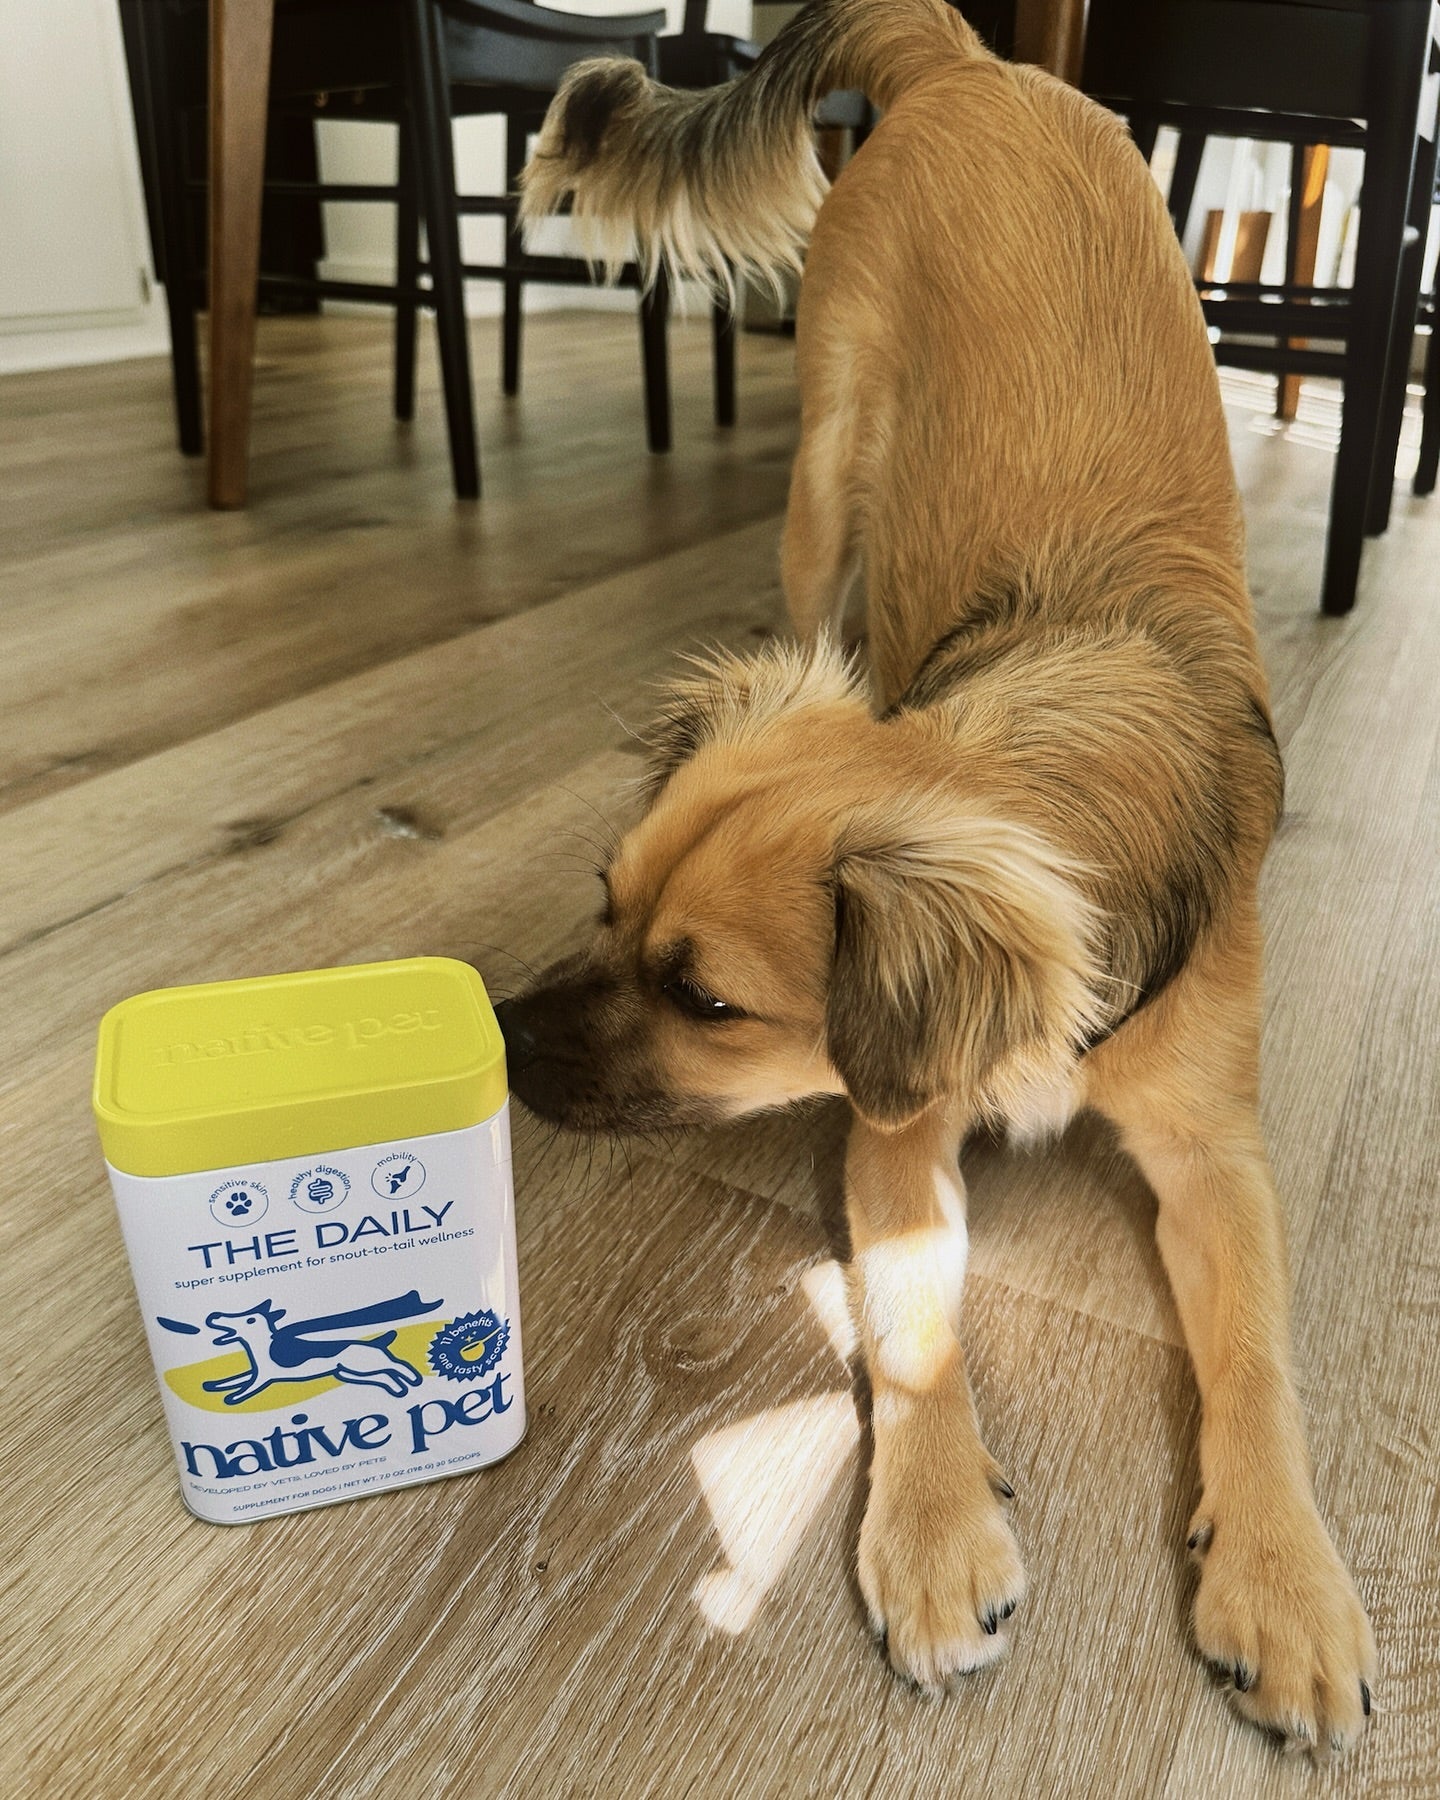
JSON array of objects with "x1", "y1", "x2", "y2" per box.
[{"x1": 663, "y1": 976, "x2": 741, "y2": 1021}]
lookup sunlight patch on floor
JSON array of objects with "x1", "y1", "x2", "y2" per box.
[
  {"x1": 690, "y1": 1391, "x2": 860, "y2": 1635},
  {"x1": 800, "y1": 1257, "x2": 857, "y2": 1363},
  {"x1": 690, "y1": 1259, "x2": 860, "y2": 1635},
  {"x1": 1218, "y1": 366, "x2": 1425, "y2": 473}
]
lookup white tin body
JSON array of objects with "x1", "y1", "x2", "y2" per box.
[{"x1": 107, "y1": 1107, "x2": 525, "y2": 1523}]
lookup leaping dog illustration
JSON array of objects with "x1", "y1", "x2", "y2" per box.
[{"x1": 200, "y1": 1290, "x2": 441, "y2": 1405}]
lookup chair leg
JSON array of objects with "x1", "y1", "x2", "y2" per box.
[
  {"x1": 1277, "y1": 142, "x2": 1308, "y2": 422},
  {"x1": 1129, "y1": 113, "x2": 1158, "y2": 165},
  {"x1": 640, "y1": 266, "x2": 672, "y2": 453},
  {"x1": 1168, "y1": 130, "x2": 1205, "y2": 238},
  {"x1": 133, "y1": 0, "x2": 203, "y2": 455},
  {"x1": 502, "y1": 113, "x2": 527, "y2": 397},
  {"x1": 1415, "y1": 309, "x2": 1440, "y2": 496},
  {"x1": 712, "y1": 294, "x2": 736, "y2": 428},
  {"x1": 402, "y1": 0, "x2": 479, "y2": 499},
  {"x1": 394, "y1": 121, "x2": 419, "y2": 423},
  {"x1": 1320, "y1": 1, "x2": 1430, "y2": 615},
  {"x1": 1366, "y1": 117, "x2": 1439, "y2": 534},
  {"x1": 1278, "y1": 144, "x2": 1330, "y2": 422},
  {"x1": 162, "y1": 227, "x2": 205, "y2": 458}
]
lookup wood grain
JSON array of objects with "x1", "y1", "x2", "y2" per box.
[
  {"x1": 1, "y1": 313, "x2": 1437, "y2": 1798},
  {"x1": 0, "y1": 317, "x2": 800, "y2": 812}
]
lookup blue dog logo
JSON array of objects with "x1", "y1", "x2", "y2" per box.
[{"x1": 185, "y1": 1289, "x2": 443, "y2": 1405}]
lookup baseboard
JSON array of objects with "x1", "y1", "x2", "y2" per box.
[{"x1": 0, "y1": 305, "x2": 169, "y2": 375}]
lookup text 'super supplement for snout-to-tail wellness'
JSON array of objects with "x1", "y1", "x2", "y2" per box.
[{"x1": 93, "y1": 957, "x2": 525, "y2": 1524}]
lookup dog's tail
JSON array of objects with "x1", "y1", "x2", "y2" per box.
[{"x1": 518, "y1": 0, "x2": 988, "y2": 293}]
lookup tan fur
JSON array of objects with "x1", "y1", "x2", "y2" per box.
[{"x1": 506, "y1": 0, "x2": 1374, "y2": 1752}]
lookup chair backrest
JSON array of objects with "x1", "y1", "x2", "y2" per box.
[
  {"x1": 1081, "y1": 0, "x2": 1371, "y2": 120},
  {"x1": 440, "y1": 0, "x2": 666, "y2": 90}
]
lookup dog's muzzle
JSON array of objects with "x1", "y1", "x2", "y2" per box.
[{"x1": 494, "y1": 979, "x2": 716, "y2": 1135}]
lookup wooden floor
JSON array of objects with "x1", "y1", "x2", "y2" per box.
[{"x1": 1, "y1": 314, "x2": 1437, "y2": 1799}]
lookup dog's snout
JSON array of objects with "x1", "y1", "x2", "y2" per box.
[
  {"x1": 493, "y1": 965, "x2": 663, "y2": 1129},
  {"x1": 494, "y1": 980, "x2": 595, "y2": 1121},
  {"x1": 493, "y1": 996, "x2": 537, "y2": 1070}
]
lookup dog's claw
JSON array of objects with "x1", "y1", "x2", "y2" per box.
[
  {"x1": 994, "y1": 1476, "x2": 1015, "y2": 1501},
  {"x1": 1361, "y1": 1680, "x2": 1371, "y2": 1718},
  {"x1": 1233, "y1": 1661, "x2": 1254, "y2": 1693},
  {"x1": 980, "y1": 1608, "x2": 998, "y2": 1636},
  {"x1": 1187, "y1": 1519, "x2": 1214, "y2": 1555}
]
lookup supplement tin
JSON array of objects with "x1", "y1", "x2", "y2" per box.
[{"x1": 93, "y1": 957, "x2": 525, "y2": 1524}]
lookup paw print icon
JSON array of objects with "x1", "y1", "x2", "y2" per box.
[{"x1": 209, "y1": 1181, "x2": 269, "y2": 1227}]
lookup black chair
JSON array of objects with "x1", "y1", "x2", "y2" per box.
[
  {"x1": 490, "y1": 0, "x2": 751, "y2": 447},
  {"x1": 121, "y1": 0, "x2": 744, "y2": 500},
  {"x1": 657, "y1": 1, "x2": 765, "y2": 423},
  {"x1": 1084, "y1": 0, "x2": 1440, "y2": 616},
  {"x1": 1411, "y1": 171, "x2": 1439, "y2": 498}
]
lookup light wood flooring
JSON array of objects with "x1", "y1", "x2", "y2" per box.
[{"x1": 1, "y1": 313, "x2": 1437, "y2": 1799}]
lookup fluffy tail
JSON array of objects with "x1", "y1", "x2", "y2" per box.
[{"x1": 518, "y1": 0, "x2": 987, "y2": 293}]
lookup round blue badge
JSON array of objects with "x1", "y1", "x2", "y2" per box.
[{"x1": 428, "y1": 1309, "x2": 510, "y2": 1382}]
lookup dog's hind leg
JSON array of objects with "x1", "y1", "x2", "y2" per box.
[
  {"x1": 782, "y1": 414, "x2": 860, "y2": 645},
  {"x1": 1087, "y1": 913, "x2": 1375, "y2": 1755},
  {"x1": 335, "y1": 1355, "x2": 411, "y2": 1397},
  {"x1": 846, "y1": 1103, "x2": 1025, "y2": 1691},
  {"x1": 202, "y1": 1370, "x2": 254, "y2": 1393}
]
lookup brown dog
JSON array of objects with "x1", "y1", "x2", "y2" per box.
[{"x1": 504, "y1": 0, "x2": 1375, "y2": 1751}]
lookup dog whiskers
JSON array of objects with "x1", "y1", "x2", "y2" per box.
[
  {"x1": 447, "y1": 938, "x2": 542, "y2": 985},
  {"x1": 597, "y1": 696, "x2": 646, "y2": 744},
  {"x1": 555, "y1": 786, "x2": 623, "y2": 856}
]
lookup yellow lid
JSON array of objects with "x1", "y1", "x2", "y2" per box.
[{"x1": 94, "y1": 958, "x2": 507, "y2": 1178}]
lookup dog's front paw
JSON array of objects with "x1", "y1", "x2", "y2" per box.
[
  {"x1": 1188, "y1": 1496, "x2": 1376, "y2": 1756},
  {"x1": 858, "y1": 1459, "x2": 1025, "y2": 1694}
]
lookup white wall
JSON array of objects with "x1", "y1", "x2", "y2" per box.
[
  {"x1": 1153, "y1": 131, "x2": 1366, "y2": 287},
  {"x1": 0, "y1": 0, "x2": 751, "y2": 373},
  {"x1": 0, "y1": 0, "x2": 167, "y2": 372}
]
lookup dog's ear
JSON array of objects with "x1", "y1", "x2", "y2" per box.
[
  {"x1": 642, "y1": 635, "x2": 863, "y2": 799},
  {"x1": 827, "y1": 805, "x2": 1101, "y2": 1131}
]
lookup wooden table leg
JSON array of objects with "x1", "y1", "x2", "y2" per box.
[
  {"x1": 1015, "y1": 0, "x2": 1089, "y2": 82},
  {"x1": 208, "y1": 0, "x2": 275, "y2": 509},
  {"x1": 1278, "y1": 144, "x2": 1329, "y2": 422}
]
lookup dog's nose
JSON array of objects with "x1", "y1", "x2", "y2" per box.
[{"x1": 493, "y1": 996, "x2": 537, "y2": 1070}]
